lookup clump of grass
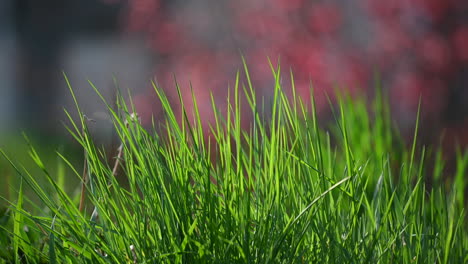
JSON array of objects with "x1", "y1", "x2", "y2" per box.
[{"x1": 1, "y1": 61, "x2": 467, "y2": 263}]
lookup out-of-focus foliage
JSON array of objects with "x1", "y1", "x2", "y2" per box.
[{"x1": 120, "y1": 0, "x2": 467, "y2": 137}]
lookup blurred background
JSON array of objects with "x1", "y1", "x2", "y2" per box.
[{"x1": 0, "y1": 0, "x2": 467, "y2": 164}]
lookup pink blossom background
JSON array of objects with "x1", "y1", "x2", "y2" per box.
[{"x1": 116, "y1": 0, "x2": 467, "y2": 152}]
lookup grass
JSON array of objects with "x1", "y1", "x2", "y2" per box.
[{"x1": 0, "y1": 60, "x2": 467, "y2": 263}]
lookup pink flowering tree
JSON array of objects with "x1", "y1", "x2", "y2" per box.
[{"x1": 114, "y1": 0, "x2": 467, "y2": 148}]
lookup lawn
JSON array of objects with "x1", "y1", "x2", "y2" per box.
[{"x1": 0, "y1": 61, "x2": 467, "y2": 263}]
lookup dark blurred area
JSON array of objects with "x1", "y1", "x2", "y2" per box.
[
  {"x1": 13, "y1": 0, "x2": 121, "y2": 133},
  {"x1": 0, "y1": 0, "x2": 467, "y2": 154},
  {"x1": 0, "y1": 0, "x2": 152, "y2": 143}
]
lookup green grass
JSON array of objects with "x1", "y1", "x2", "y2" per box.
[{"x1": 0, "y1": 61, "x2": 467, "y2": 263}]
